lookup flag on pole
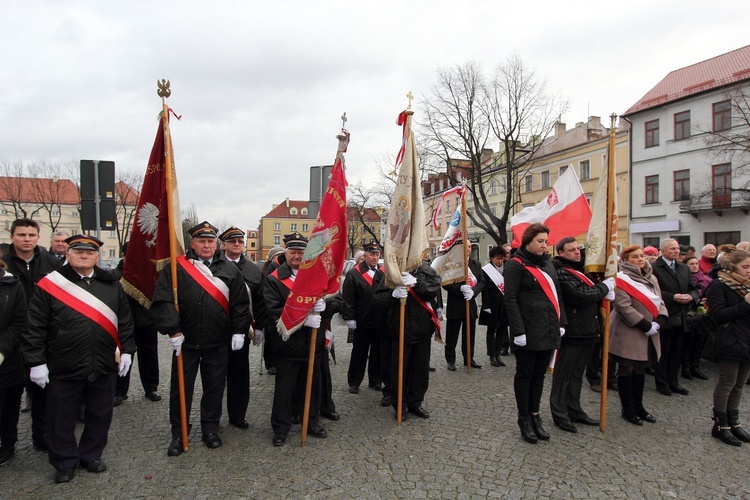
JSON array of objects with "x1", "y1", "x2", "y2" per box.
[
  {"x1": 510, "y1": 167, "x2": 591, "y2": 248},
  {"x1": 277, "y1": 131, "x2": 350, "y2": 339},
  {"x1": 585, "y1": 127, "x2": 619, "y2": 278},
  {"x1": 120, "y1": 110, "x2": 185, "y2": 307},
  {"x1": 430, "y1": 187, "x2": 476, "y2": 286},
  {"x1": 384, "y1": 111, "x2": 429, "y2": 288}
]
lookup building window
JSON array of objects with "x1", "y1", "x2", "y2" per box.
[
  {"x1": 348, "y1": 224, "x2": 355, "y2": 234},
  {"x1": 250, "y1": 241, "x2": 256, "y2": 248},
  {"x1": 360, "y1": 226, "x2": 366, "y2": 234},
  {"x1": 273, "y1": 235, "x2": 281, "y2": 245},
  {"x1": 541, "y1": 171, "x2": 550, "y2": 189},
  {"x1": 713, "y1": 100, "x2": 731, "y2": 132},
  {"x1": 489, "y1": 179, "x2": 497, "y2": 195},
  {"x1": 645, "y1": 175, "x2": 659, "y2": 204},
  {"x1": 645, "y1": 119, "x2": 659, "y2": 148},
  {"x1": 446, "y1": 200, "x2": 451, "y2": 214},
  {"x1": 273, "y1": 222, "x2": 281, "y2": 231},
  {"x1": 302, "y1": 223, "x2": 309, "y2": 232},
  {"x1": 705, "y1": 231, "x2": 741, "y2": 246},
  {"x1": 290, "y1": 223, "x2": 297, "y2": 231},
  {"x1": 559, "y1": 165, "x2": 568, "y2": 176},
  {"x1": 109, "y1": 230, "x2": 115, "y2": 238},
  {"x1": 674, "y1": 111, "x2": 690, "y2": 140},
  {"x1": 673, "y1": 169, "x2": 690, "y2": 201},
  {"x1": 301, "y1": 208, "x2": 308, "y2": 215},
  {"x1": 109, "y1": 249, "x2": 116, "y2": 258},
  {"x1": 500, "y1": 175, "x2": 507, "y2": 192},
  {"x1": 51, "y1": 210, "x2": 60, "y2": 216},
  {"x1": 524, "y1": 175, "x2": 533, "y2": 192},
  {"x1": 290, "y1": 207, "x2": 298, "y2": 215},
  {"x1": 579, "y1": 160, "x2": 590, "y2": 180},
  {"x1": 585, "y1": 193, "x2": 592, "y2": 206},
  {"x1": 643, "y1": 236, "x2": 660, "y2": 249},
  {"x1": 712, "y1": 163, "x2": 732, "y2": 208},
  {"x1": 672, "y1": 235, "x2": 690, "y2": 247}
]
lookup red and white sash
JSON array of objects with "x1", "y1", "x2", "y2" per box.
[
  {"x1": 563, "y1": 267, "x2": 595, "y2": 287},
  {"x1": 37, "y1": 271, "x2": 121, "y2": 349},
  {"x1": 615, "y1": 272, "x2": 660, "y2": 319},
  {"x1": 357, "y1": 265, "x2": 377, "y2": 286},
  {"x1": 177, "y1": 255, "x2": 230, "y2": 316},
  {"x1": 407, "y1": 287, "x2": 442, "y2": 342},
  {"x1": 482, "y1": 263, "x2": 505, "y2": 294},
  {"x1": 270, "y1": 268, "x2": 295, "y2": 291},
  {"x1": 511, "y1": 257, "x2": 560, "y2": 320}
]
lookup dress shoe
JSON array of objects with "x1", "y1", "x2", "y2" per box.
[
  {"x1": 230, "y1": 419, "x2": 250, "y2": 429},
  {"x1": 496, "y1": 356, "x2": 506, "y2": 367},
  {"x1": 408, "y1": 406, "x2": 430, "y2": 419},
  {"x1": 272, "y1": 433, "x2": 287, "y2": 447},
  {"x1": 0, "y1": 445, "x2": 15, "y2": 466},
  {"x1": 202, "y1": 433, "x2": 222, "y2": 449},
  {"x1": 622, "y1": 412, "x2": 643, "y2": 426},
  {"x1": 33, "y1": 440, "x2": 48, "y2": 452},
  {"x1": 82, "y1": 460, "x2": 107, "y2": 473},
  {"x1": 691, "y1": 368, "x2": 709, "y2": 380},
  {"x1": 590, "y1": 384, "x2": 602, "y2": 393},
  {"x1": 348, "y1": 385, "x2": 359, "y2": 394},
  {"x1": 670, "y1": 385, "x2": 689, "y2": 396},
  {"x1": 657, "y1": 387, "x2": 673, "y2": 396},
  {"x1": 54, "y1": 468, "x2": 75, "y2": 483},
  {"x1": 447, "y1": 363, "x2": 456, "y2": 371},
  {"x1": 429, "y1": 365, "x2": 436, "y2": 372},
  {"x1": 321, "y1": 410, "x2": 340, "y2": 421},
  {"x1": 291, "y1": 414, "x2": 301, "y2": 425},
  {"x1": 167, "y1": 437, "x2": 183, "y2": 456},
  {"x1": 267, "y1": 367, "x2": 276, "y2": 375},
  {"x1": 394, "y1": 409, "x2": 408, "y2": 421},
  {"x1": 469, "y1": 360, "x2": 482, "y2": 369},
  {"x1": 571, "y1": 414, "x2": 599, "y2": 426},
  {"x1": 489, "y1": 356, "x2": 501, "y2": 367},
  {"x1": 554, "y1": 420, "x2": 577, "y2": 433},
  {"x1": 145, "y1": 391, "x2": 162, "y2": 402},
  {"x1": 381, "y1": 395, "x2": 393, "y2": 407},
  {"x1": 636, "y1": 410, "x2": 657, "y2": 423},
  {"x1": 368, "y1": 381, "x2": 384, "y2": 391},
  {"x1": 113, "y1": 395, "x2": 127, "y2": 407},
  {"x1": 681, "y1": 369, "x2": 694, "y2": 380},
  {"x1": 499, "y1": 346, "x2": 509, "y2": 356},
  {"x1": 307, "y1": 424, "x2": 327, "y2": 438}
]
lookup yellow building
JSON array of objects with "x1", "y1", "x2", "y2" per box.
[{"x1": 258, "y1": 198, "x2": 315, "y2": 260}]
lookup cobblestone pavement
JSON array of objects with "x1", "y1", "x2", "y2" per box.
[{"x1": 4, "y1": 314, "x2": 749, "y2": 498}]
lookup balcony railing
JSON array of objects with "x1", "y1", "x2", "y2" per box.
[{"x1": 679, "y1": 190, "x2": 750, "y2": 216}]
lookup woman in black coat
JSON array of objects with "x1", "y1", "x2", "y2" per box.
[
  {"x1": 704, "y1": 248, "x2": 750, "y2": 446},
  {"x1": 480, "y1": 245, "x2": 509, "y2": 367},
  {"x1": 504, "y1": 224, "x2": 566, "y2": 444}
]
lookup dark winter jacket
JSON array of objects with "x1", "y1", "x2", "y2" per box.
[
  {"x1": 651, "y1": 257, "x2": 700, "y2": 330},
  {"x1": 0, "y1": 269, "x2": 27, "y2": 388},
  {"x1": 553, "y1": 256, "x2": 608, "y2": 344},
  {"x1": 341, "y1": 261, "x2": 386, "y2": 330},
  {"x1": 704, "y1": 278, "x2": 750, "y2": 363},
  {"x1": 478, "y1": 263, "x2": 507, "y2": 329},
  {"x1": 5, "y1": 244, "x2": 61, "y2": 306},
  {"x1": 444, "y1": 258, "x2": 485, "y2": 320},
  {"x1": 226, "y1": 253, "x2": 269, "y2": 331}
]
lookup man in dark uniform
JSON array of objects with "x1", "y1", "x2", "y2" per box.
[
  {"x1": 479, "y1": 245, "x2": 509, "y2": 367},
  {"x1": 260, "y1": 246, "x2": 285, "y2": 375},
  {"x1": 151, "y1": 222, "x2": 252, "y2": 456},
  {"x1": 341, "y1": 240, "x2": 385, "y2": 395},
  {"x1": 264, "y1": 232, "x2": 328, "y2": 446},
  {"x1": 23, "y1": 235, "x2": 135, "y2": 483},
  {"x1": 220, "y1": 226, "x2": 268, "y2": 429},
  {"x1": 443, "y1": 255, "x2": 485, "y2": 370}
]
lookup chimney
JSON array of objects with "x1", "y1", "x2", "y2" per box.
[
  {"x1": 555, "y1": 122, "x2": 566, "y2": 138},
  {"x1": 285, "y1": 197, "x2": 290, "y2": 208}
]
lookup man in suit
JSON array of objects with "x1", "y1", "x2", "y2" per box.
[
  {"x1": 443, "y1": 255, "x2": 485, "y2": 370},
  {"x1": 651, "y1": 238, "x2": 700, "y2": 396}
]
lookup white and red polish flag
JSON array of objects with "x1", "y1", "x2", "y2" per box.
[{"x1": 510, "y1": 167, "x2": 591, "y2": 248}]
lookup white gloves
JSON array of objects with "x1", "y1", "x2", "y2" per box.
[
  {"x1": 483, "y1": 308, "x2": 491, "y2": 313},
  {"x1": 346, "y1": 320, "x2": 357, "y2": 330},
  {"x1": 253, "y1": 328, "x2": 264, "y2": 346},
  {"x1": 603, "y1": 277, "x2": 615, "y2": 293},
  {"x1": 313, "y1": 298, "x2": 326, "y2": 313},
  {"x1": 231, "y1": 333, "x2": 245, "y2": 351},
  {"x1": 0, "y1": 352, "x2": 4, "y2": 366},
  {"x1": 436, "y1": 308, "x2": 444, "y2": 321},
  {"x1": 325, "y1": 330, "x2": 334, "y2": 351},
  {"x1": 401, "y1": 272, "x2": 417, "y2": 287},
  {"x1": 30, "y1": 364, "x2": 49, "y2": 388},
  {"x1": 460, "y1": 284, "x2": 473, "y2": 301},
  {"x1": 392, "y1": 286, "x2": 409, "y2": 299},
  {"x1": 645, "y1": 321, "x2": 660, "y2": 336},
  {"x1": 560, "y1": 327, "x2": 566, "y2": 337},
  {"x1": 169, "y1": 334, "x2": 184, "y2": 356},
  {"x1": 118, "y1": 353, "x2": 132, "y2": 377},
  {"x1": 605, "y1": 290, "x2": 616, "y2": 301},
  {"x1": 513, "y1": 335, "x2": 527, "y2": 347},
  {"x1": 304, "y1": 314, "x2": 322, "y2": 329}
]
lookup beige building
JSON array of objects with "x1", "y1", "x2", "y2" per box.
[
  {"x1": 245, "y1": 229, "x2": 260, "y2": 262},
  {"x1": 257, "y1": 198, "x2": 315, "y2": 260}
]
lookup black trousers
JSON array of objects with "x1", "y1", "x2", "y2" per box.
[
  {"x1": 391, "y1": 337, "x2": 431, "y2": 410},
  {"x1": 381, "y1": 334, "x2": 393, "y2": 398},
  {"x1": 347, "y1": 327, "x2": 381, "y2": 388},
  {"x1": 514, "y1": 349, "x2": 551, "y2": 417},
  {"x1": 444, "y1": 318, "x2": 477, "y2": 364},
  {"x1": 682, "y1": 328, "x2": 707, "y2": 370},
  {"x1": 116, "y1": 324, "x2": 160, "y2": 397},
  {"x1": 320, "y1": 349, "x2": 336, "y2": 414},
  {"x1": 0, "y1": 382, "x2": 23, "y2": 448},
  {"x1": 271, "y1": 355, "x2": 320, "y2": 435},
  {"x1": 486, "y1": 326, "x2": 508, "y2": 357},
  {"x1": 656, "y1": 327, "x2": 683, "y2": 390},
  {"x1": 226, "y1": 340, "x2": 250, "y2": 423},
  {"x1": 169, "y1": 345, "x2": 228, "y2": 438},
  {"x1": 27, "y1": 372, "x2": 47, "y2": 444},
  {"x1": 549, "y1": 343, "x2": 595, "y2": 423},
  {"x1": 47, "y1": 374, "x2": 116, "y2": 470}
]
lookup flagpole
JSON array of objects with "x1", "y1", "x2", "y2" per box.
[
  {"x1": 599, "y1": 113, "x2": 617, "y2": 432},
  {"x1": 158, "y1": 79, "x2": 189, "y2": 451},
  {"x1": 461, "y1": 188, "x2": 472, "y2": 373}
]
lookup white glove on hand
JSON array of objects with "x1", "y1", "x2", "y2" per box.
[
  {"x1": 118, "y1": 353, "x2": 132, "y2": 377},
  {"x1": 401, "y1": 272, "x2": 417, "y2": 287},
  {"x1": 392, "y1": 286, "x2": 409, "y2": 299},
  {"x1": 346, "y1": 320, "x2": 357, "y2": 330},
  {"x1": 460, "y1": 284, "x2": 473, "y2": 301},
  {"x1": 325, "y1": 330, "x2": 334, "y2": 351},
  {"x1": 603, "y1": 277, "x2": 616, "y2": 293},
  {"x1": 253, "y1": 328, "x2": 264, "y2": 346},
  {"x1": 30, "y1": 364, "x2": 49, "y2": 388},
  {"x1": 605, "y1": 290, "x2": 616, "y2": 301},
  {"x1": 169, "y1": 334, "x2": 184, "y2": 357},
  {"x1": 560, "y1": 327, "x2": 566, "y2": 337},
  {"x1": 436, "y1": 308, "x2": 444, "y2": 321},
  {"x1": 0, "y1": 352, "x2": 4, "y2": 366},
  {"x1": 483, "y1": 309, "x2": 491, "y2": 313},
  {"x1": 513, "y1": 335, "x2": 527, "y2": 347},
  {"x1": 304, "y1": 314, "x2": 322, "y2": 329},
  {"x1": 645, "y1": 321, "x2": 660, "y2": 336},
  {"x1": 313, "y1": 298, "x2": 326, "y2": 313},
  {"x1": 231, "y1": 333, "x2": 245, "y2": 351}
]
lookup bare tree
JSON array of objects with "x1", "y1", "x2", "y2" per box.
[
  {"x1": 0, "y1": 159, "x2": 37, "y2": 219},
  {"x1": 27, "y1": 161, "x2": 77, "y2": 233},
  {"x1": 420, "y1": 56, "x2": 567, "y2": 245},
  {"x1": 114, "y1": 170, "x2": 143, "y2": 250},
  {"x1": 181, "y1": 202, "x2": 200, "y2": 244},
  {"x1": 347, "y1": 181, "x2": 387, "y2": 253}
]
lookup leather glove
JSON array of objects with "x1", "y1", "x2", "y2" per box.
[
  {"x1": 392, "y1": 286, "x2": 408, "y2": 299},
  {"x1": 645, "y1": 321, "x2": 660, "y2": 336},
  {"x1": 30, "y1": 364, "x2": 49, "y2": 388},
  {"x1": 605, "y1": 290, "x2": 616, "y2": 301},
  {"x1": 460, "y1": 284, "x2": 473, "y2": 301},
  {"x1": 169, "y1": 334, "x2": 184, "y2": 356},
  {"x1": 118, "y1": 353, "x2": 132, "y2": 377},
  {"x1": 325, "y1": 330, "x2": 334, "y2": 351},
  {"x1": 401, "y1": 272, "x2": 417, "y2": 287},
  {"x1": 231, "y1": 333, "x2": 245, "y2": 351},
  {"x1": 304, "y1": 314, "x2": 321, "y2": 329},
  {"x1": 560, "y1": 327, "x2": 566, "y2": 337},
  {"x1": 436, "y1": 308, "x2": 444, "y2": 321},
  {"x1": 346, "y1": 320, "x2": 357, "y2": 330},
  {"x1": 603, "y1": 277, "x2": 616, "y2": 293},
  {"x1": 253, "y1": 328, "x2": 264, "y2": 346},
  {"x1": 313, "y1": 298, "x2": 326, "y2": 313},
  {"x1": 513, "y1": 335, "x2": 527, "y2": 347}
]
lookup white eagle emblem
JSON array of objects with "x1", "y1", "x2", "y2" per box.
[{"x1": 137, "y1": 202, "x2": 160, "y2": 247}]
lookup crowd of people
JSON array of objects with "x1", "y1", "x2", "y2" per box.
[{"x1": 1, "y1": 215, "x2": 750, "y2": 484}]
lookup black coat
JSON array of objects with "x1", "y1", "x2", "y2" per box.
[
  {"x1": 553, "y1": 256, "x2": 608, "y2": 344},
  {"x1": 444, "y1": 258, "x2": 485, "y2": 321},
  {"x1": 478, "y1": 263, "x2": 507, "y2": 329},
  {"x1": 341, "y1": 261, "x2": 386, "y2": 329},
  {"x1": 651, "y1": 257, "x2": 700, "y2": 330},
  {"x1": 23, "y1": 265, "x2": 136, "y2": 381},
  {"x1": 227, "y1": 253, "x2": 269, "y2": 331},
  {"x1": 0, "y1": 269, "x2": 27, "y2": 388},
  {"x1": 5, "y1": 244, "x2": 61, "y2": 306},
  {"x1": 704, "y1": 279, "x2": 750, "y2": 362}
]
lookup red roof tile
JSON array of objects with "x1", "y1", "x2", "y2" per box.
[
  {"x1": 263, "y1": 200, "x2": 311, "y2": 219},
  {"x1": 0, "y1": 177, "x2": 79, "y2": 204}
]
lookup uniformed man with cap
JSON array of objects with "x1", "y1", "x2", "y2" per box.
[
  {"x1": 24, "y1": 235, "x2": 136, "y2": 483},
  {"x1": 264, "y1": 232, "x2": 328, "y2": 446},
  {"x1": 151, "y1": 222, "x2": 252, "y2": 456},
  {"x1": 220, "y1": 226, "x2": 268, "y2": 429}
]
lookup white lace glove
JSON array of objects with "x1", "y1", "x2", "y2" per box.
[
  {"x1": 560, "y1": 327, "x2": 566, "y2": 337},
  {"x1": 169, "y1": 334, "x2": 184, "y2": 356},
  {"x1": 645, "y1": 321, "x2": 660, "y2": 336},
  {"x1": 30, "y1": 364, "x2": 49, "y2": 388},
  {"x1": 231, "y1": 333, "x2": 245, "y2": 351},
  {"x1": 513, "y1": 335, "x2": 527, "y2": 347},
  {"x1": 304, "y1": 314, "x2": 321, "y2": 329},
  {"x1": 603, "y1": 277, "x2": 615, "y2": 293},
  {"x1": 253, "y1": 328, "x2": 264, "y2": 346},
  {"x1": 313, "y1": 298, "x2": 326, "y2": 313},
  {"x1": 401, "y1": 272, "x2": 417, "y2": 287},
  {"x1": 436, "y1": 308, "x2": 444, "y2": 321},
  {"x1": 346, "y1": 320, "x2": 357, "y2": 330},
  {"x1": 325, "y1": 330, "x2": 334, "y2": 351},
  {"x1": 460, "y1": 284, "x2": 473, "y2": 301},
  {"x1": 392, "y1": 286, "x2": 408, "y2": 299},
  {"x1": 605, "y1": 290, "x2": 616, "y2": 301},
  {"x1": 118, "y1": 353, "x2": 132, "y2": 377}
]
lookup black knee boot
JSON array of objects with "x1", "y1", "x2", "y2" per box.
[
  {"x1": 712, "y1": 409, "x2": 742, "y2": 446},
  {"x1": 632, "y1": 374, "x2": 656, "y2": 423},
  {"x1": 727, "y1": 409, "x2": 750, "y2": 443},
  {"x1": 618, "y1": 376, "x2": 642, "y2": 425}
]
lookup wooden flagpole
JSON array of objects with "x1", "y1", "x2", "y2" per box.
[
  {"x1": 158, "y1": 79, "x2": 189, "y2": 451},
  {"x1": 461, "y1": 188, "x2": 472, "y2": 373}
]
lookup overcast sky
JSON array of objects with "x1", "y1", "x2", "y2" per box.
[{"x1": 2, "y1": 1, "x2": 748, "y2": 232}]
